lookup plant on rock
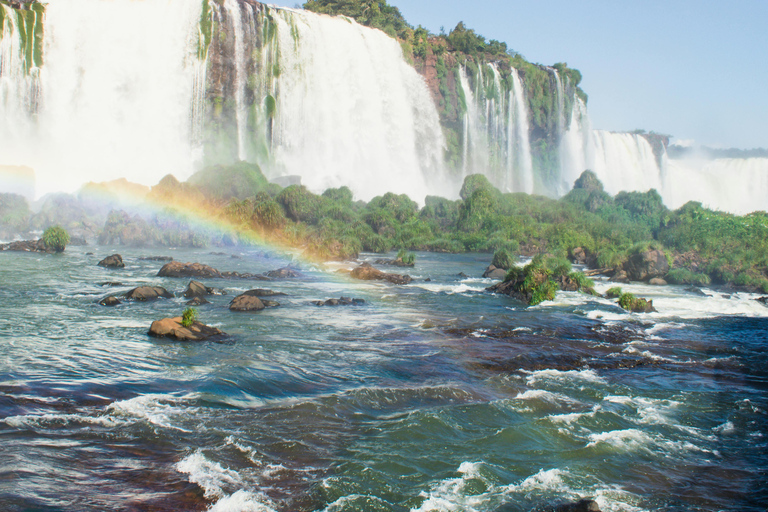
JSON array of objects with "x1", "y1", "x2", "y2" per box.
[
  {"x1": 181, "y1": 307, "x2": 198, "y2": 328},
  {"x1": 396, "y1": 248, "x2": 416, "y2": 265},
  {"x1": 42, "y1": 226, "x2": 70, "y2": 252}
]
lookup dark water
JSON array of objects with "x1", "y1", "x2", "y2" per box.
[{"x1": 0, "y1": 247, "x2": 766, "y2": 512}]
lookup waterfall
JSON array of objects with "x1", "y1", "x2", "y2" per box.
[
  {"x1": 456, "y1": 62, "x2": 535, "y2": 194},
  {"x1": 0, "y1": 0, "x2": 762, "y2": 214},
  {"x1": 589, "y1": 131, "x2": 662, "y2": 196},
  {"x1": 509, "y1": 68, "x2": 533, "y2": 194},
  {"x1": 663, "y1": 157, "x2": 768, "y2": 214},
  {"x1": 558, "y1": 98, "x2": 591, "y2": 195},
  {"x1": 238, "y1": 7, "x2": 448, "y2": 201},
  {"x1": 0, "y1": 0, "x2": 205, "y2": 197}
]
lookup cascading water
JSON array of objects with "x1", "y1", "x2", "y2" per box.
[
  {"x1": 208, "y1": 4, "x2": 449, "y2": 202},
  {"x1": 589, "y1": 130, "x2": 663, "y2": 196},
  {"x1": 509, "y1": 68, "x2": 534, "y2": 194},
  {"x1": 456, "y1": 62, "x2": 535, "y2": 194},
  {"x1": 0, "y1": 0, "x2": 763, "y2": 214},
  {"x1": 0, "y1": 0, "x2": 205, "y2": 197},
  {"x1": 663, "y1": 156, "x2": 768, "y2": 214}
]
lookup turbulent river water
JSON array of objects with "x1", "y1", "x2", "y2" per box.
[{"x1": 0, "y1": 247, "x2": 766, "y2": 512}]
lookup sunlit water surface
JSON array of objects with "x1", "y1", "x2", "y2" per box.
[{"x1": 0, "y1": 247, "x2": 766, "y2": 511}]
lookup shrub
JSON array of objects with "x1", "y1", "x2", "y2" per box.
[
  {"x1": 181, "y1": 307, "x2": 197, "y2": 327},
  {"x1": 396, "y1": 248, "x2": 416, "y2": 265},
  {"x1": 492, "y1": 248, "x2": 516, "y2": 270},
  {"x1": 276, "y1": 185, "x2": 321, "y2": 223},
  {"x1": 42, "y1": 226, "x2": 70, "y2": 252},
  {"x1": 605, "y1": 287, "x2": 623, "y2": 299},
  {"x1": 253, "y1": 198, "x2": 287, "y2": 230},
  {"x1": 665, "y1": 268, "x2": 711, "y2": 286},
  {"x1": 618, "y1": 292, "x2": 654, "y2": 313}
]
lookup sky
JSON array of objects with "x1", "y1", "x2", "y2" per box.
[{"x1": 268, "y1": 0, "x2": 768, "y2": 149}]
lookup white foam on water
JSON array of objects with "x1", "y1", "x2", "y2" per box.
[
  {"x1": 586, "y1": 429, "x2": 654, "y2": 452},
  {"x1": 413, "y1": 282, "x2": 486, "y2": 295},
  {"x1": 588, "y1": 281, "x2": 768, "y2": 322},
  {"x1": 207, "y1": 490, "x2": 277, "y2": 512},
  {"x1": 548, "y1": 405, "x2": 601, "y2": 425},
  {"x1": 410, "y1": 461, "x2": 496, "y2": 512},
  {"x1": 714, "y1": 421, "x2": 736, "y2": 434},
  {"x1": 604, "y1": 395, "x2": 681, "y2": 425},
  {"x1": 176, "y1": 451, "x2": 277, "y2": 512},
  {"x1": 620, "y1": 346, "x2": 679, "y2": 364},
  {"x1": 514, "y1": 389, "x2": 581, "y2": 406},
  {"x1": 523, "y1": 368, "x2": 607, "y2": 387},
  {"x1": 107, "y1": 394, "x2": 198, "y2": 432},
  {"x1": 3, "y1": 412, "x2": 123, "y2": 429}
]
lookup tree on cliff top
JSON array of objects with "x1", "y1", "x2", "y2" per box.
[{"x1": 303, "y1": 0, "x2": 411, "y2": 39}]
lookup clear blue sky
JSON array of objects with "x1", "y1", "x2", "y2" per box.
[{"x1": 269, "y1": 0, "x2": 768, "y2": 149}]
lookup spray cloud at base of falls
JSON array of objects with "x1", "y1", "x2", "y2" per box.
[{"x1": 0, "y1": 0, "x2": 765, "y2": 214}]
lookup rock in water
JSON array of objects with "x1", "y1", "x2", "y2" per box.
[
  {"x1": 0, "y1": 239, "x2": 52, "y2": 253},
  {"x1": 99, "y1": 296, "x2": 121, "y2": 307},
  {"x1": 148, "y1": 317, "x2": 225, "y2": 342},
  {"x1": 157, "y1": 261, "x2": 222, "y2": 279},
  {"x1": 350, "y1": 262, "x2": 412, "y2": 285},
  {"x1": 264, "y1": 266, "x2": 302, "y2": 278},
  {"x1": 124, "y1": 286, "x2": 173, "y2": 301},
  {"x1": 240, "y1": 289, "x2": 287, "y2": 297},
  {"x1": 482, "y1": 265, "x2": 507, "y2": 280},
  {"x1": 186, "y1": 297, "x2": 210, "y2": 306},
  {"x1": 98, "y1": 254, "x2": 125, "y2": 268},
  {"x1": 625, "y1": 249, "x2": 670, "y2": 282},
  {"x1": 182, "y1": 280, "x2": 224, "y2": 298},
  {"x1": 649, "y1": 277, "x2": 668, "y2": 286},
  {"x1": 229, "y1": 294, "x2": 266, "y2": 312},
  {"x1": 312, "y1": 297, "x2": 365, "y2": 306},
  {"x1": 555, "y1": 498, "x2": 602, "y2": 512}
]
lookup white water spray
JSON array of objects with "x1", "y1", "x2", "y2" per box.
[{"x1": 0, "y1": 0, "x2": 204, "y2": 197}]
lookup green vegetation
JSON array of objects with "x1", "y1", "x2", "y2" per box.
[
  {"x1": 492, "y1": 248, "x2": 515, "y2": 270},
  {"x1": 181, "y1": 307, "x2": 198, "y2": 328},
  {"x1": 303, "y1": 0, "x2": 410, "y2": 39},
  {"x1": 41, "y1": 225, "x2": 69, "y2": 252},
  {"x1": 605, "y1": 287, "x2": 623, "y2": 299},
  {"x1": 618, "y1": 292, "x2": 654, "y2": 313},
  {"x1": 498, "y1": 255, "x2": 593, "y2": 306},
  {"x1": 396, "y1": 248, "x2": 415, "y2": 265}
]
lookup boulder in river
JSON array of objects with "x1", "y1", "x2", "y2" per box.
[
  {"x1": 229, "y1": 294, "x2": 265, "y2": 312},
  {"x1": 625, "y1": 248, "x2": 670, "y2": 282},
  {"x1": 264, "y1": 266, "x2": 302, "y2": 278},
  {"x1": 157, "y1": 261, "x2": 222, "y2": 279},
  {"x1": 185, "y1": 297, "x2": 210, "y2": 306},
  {"x1": 99, "y1": 296, "x2": 121, "y2": 307},
  {"x1": 183, "y1": 280, "x2": 224, "y2": 298},
  {"x1": 610, "y1": 269, "x2": 630, "y2": 283},
  {"x1": 649, "y1": 277, "x2": 668, "y2": 286},
  {"x1": 148, "y1": 317, "x2": 225, "y2": 342},
  {"x1": 350, "y1": 262, "x2": 412, "y2": 285},
  {"x1": 312, "y1": 297, "x2": 365, "y2": 306},
  {"x1": 97, "y1": 254, "x2": 124, "y2": 268},
  {"x1": 124, "y1": 286, "x2": 173, "y2": 301},
  {"x1": 0, "y1": 239, "x2": 52, "y2": 253},
  {"x1": 555, "y1": 498, "x2": 602, "y2": 512},
  {"x1": 240, "y1": 289, "x2": 286, "y2": 297},
  {"x1": 482, "y1": 265, "x2": 508, "y2": 280},
  {"x1": 756, "y1": 296, "x2": 768, "y2": 306}
]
